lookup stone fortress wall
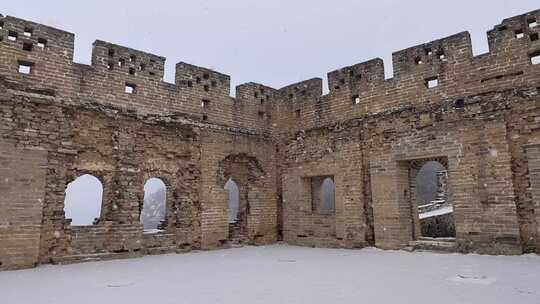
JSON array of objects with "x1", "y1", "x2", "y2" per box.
[{"x1": 0, "y1": 8, "x2": 539, "y2": 270}]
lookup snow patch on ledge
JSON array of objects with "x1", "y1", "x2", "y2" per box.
[{"x1": 419, "y1": 205, "x2": 453, "y2": 219}]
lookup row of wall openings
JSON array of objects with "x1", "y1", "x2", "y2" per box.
[
  {"x1": 515, "y1": 29, "x2": 539, "y2": 42},
  {"x1": 414, "y1": 49, "x2": 446, "y2": 65},
  {"x1": 63, "y1": 174, "x2": 167, "y2": 230},
  {"x1": 4, "y1": 27, "x2": 48, "y2": 48},
  {"x1": 107, "y1": 48, "x2": 154, "y2": 77},
  {"x1": 311, "y1": 176, "x2": 335, "y2": 214},
  {"x1": 513, "y1": 18, "x2": 538, "y2": 38}
]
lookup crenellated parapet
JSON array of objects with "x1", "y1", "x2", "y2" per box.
[
  {"x1": 0, "y1": 9, "x2": 539, "y2": 135},
  {"x1": 92, "y1": 40, "x2": 166, "y2": 81}
]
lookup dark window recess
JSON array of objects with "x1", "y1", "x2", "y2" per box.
[
  {"x1": 118, "y1": 58, "x2": 125, "y2": 67},
  {"x1": 149, "y1": 71, "x2": 156, "y2": 76},
  {"x1": 129, "y1": 55, "x2": 136, "y2": 62},
  {"x1": 37, "y1": 38, "x2": 47, "y2": 48},
  {"x1": 125, "y1": 83, "x2": 136, "y2": 94},
  {"x1": 437, "y1": 50, "x2": 446, "y2": 61},
  {"x1": 258, "y1": 111, "x2": 265, "y2": 119},
  {"x1": 352, "y1": 94, "x2": 361, "y2": 105},
  {"x1": 201, "y1": 99, "x2": 210, "y2": 108},
  {"x1": 204, "y1": 85, "x2": 209, "y2": 92},
  {"x1": 203, "y1": 73, "x2": 209, "y2": 80},
  {"x1": 139, "y1": 64, "x2": 145, "y2": 71},
  {"x1": 108, "y1": 49, "x2": 115, "y2": 57},
  {"x1": 107, "y1": 61, "x2": 114, "y2": 70},
  {"x1": 8, "y1": 31, "x2": 17, "y2": 41},
  {"x1": 196, "y1": 77, "x2": 201, "y2": 84},
  {"x1": 18, "y1": 61, "x2": 33, "y2": 74},
  {"x1": 0, "y1": 21, "x2": 3, "y2": 29},
  {"x1": 260, "y1": 88, "x2": 265, "y2": 94},
  {"x1": 202, "y1": 114, "x2": 208, "y2": 121},
  {"x1": 289, "y1": 93, "x2": 294, "y2": 99},
  {"x1": 260, "y1": 99, "x2": 265, "y2": 105},
  {"x1": 254, "y1": 92, "x2": 259, "y2": 98},
  {"x1": 23, "y1": 27, "x2": 33, "y2": 37},
  {"x1": 515, "y1": 30, "x2": 525, "y2": 39},
  {"x1": 187, "y1": 80, "x2": 192, "y2": 87},
  {"x1": 425, "y1": 48, "x2": 433, "y2": 56},
  {"x1": 414, "y1": 56, "x2": 423, "y2": 65},
  {"x1": 334, "y1": 86, "x2": 340, "y2": 90},
  {"x1": 295, "y1": 109, "x2": 301, "y2": 118},
  {"x1": 531, "y1": 33, "x2": 539, "y2": 42},
  {"x1": 454, "y1": 99, "x2": 465, "y2": 108},
  {"x1": 129, "y1": 67, "x2": 136, "y2": 75},
  {"x1": 23, "y1": 42, "x2": 33, "y2": 52}
]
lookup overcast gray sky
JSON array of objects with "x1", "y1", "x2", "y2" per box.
[{"x1": 3, "y1": 0, "x2": 538, "y2": 93}]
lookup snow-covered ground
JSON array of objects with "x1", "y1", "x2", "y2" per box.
[{"x1": 1, "y1": 244, "x2": 539, "y2": 304}]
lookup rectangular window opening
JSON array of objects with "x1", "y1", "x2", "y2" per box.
[
  {"x1": 125, "y1": 83, "x2": 136, "y2": 94},
  {"x1": 23, "y1": 27, "x2": 33, "y2": 37},
  {"x1": 37, "y1": 38, "x2": 47, "y2": 49},
  {"x1": 531, "y1": 33, "x2": 539, "y2": 42},
  {"x1": 310, "y1": 176, "x2": 335, "y2": 215},
  {"x1": 295, "y1": 109, "x2": 301, "y2": 118},
  {"x1": 515, "y1": 30, "x2": 525, "y2": 39},
  {"x1": 352, "y1": 94, "x2": 361, "y2": 105},
  {"x1": 425, "y1": 77, "x2": 439, "y2": 89},
  {"x1": 8, "y1": 31, "x2": 17, "y2": 41},
  {"x1": 0, "y1": 21, "x2": 4, "y2": 29},
  {"x1": 528, "y1": 18, "x2": 538, "y2": 28},
  {"x1": 531, "y1": 52, "x2": 540, "y2": 65},
  {"x1": 18, "y1": 61, "x2": 33, "y2": 74}
]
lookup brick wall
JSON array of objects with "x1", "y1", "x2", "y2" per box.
[{"x1": 0, "y1": 9, "x2": 540, "y2": 269}]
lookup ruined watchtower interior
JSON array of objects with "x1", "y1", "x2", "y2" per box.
[{"x1": 1, "y1": 9, "x2": 540, "y2": 270}]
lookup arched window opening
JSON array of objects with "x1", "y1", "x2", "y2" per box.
[
  {"x1": 141, "y1": 178, "x2": 167, "y2": 232},
  {"x1": 224, "y1": 178, "x2": 239, "y2": 223},
  {"x1": 320, "y1": 177, "x2": 335, "y2": 213},
  {"x1": 63, "y1": 174, "x2": 103, "y2": 226}
]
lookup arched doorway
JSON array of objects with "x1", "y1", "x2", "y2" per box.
[
  {"x1": 224, "y1": 178, "x2": 240, "y2": 223},
  {"x1": 141, "y1": 178, "x2": 167, "y2": 232},
  {"x1": 63, "y1": 174, "x2": 103, "y2": 226}
]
